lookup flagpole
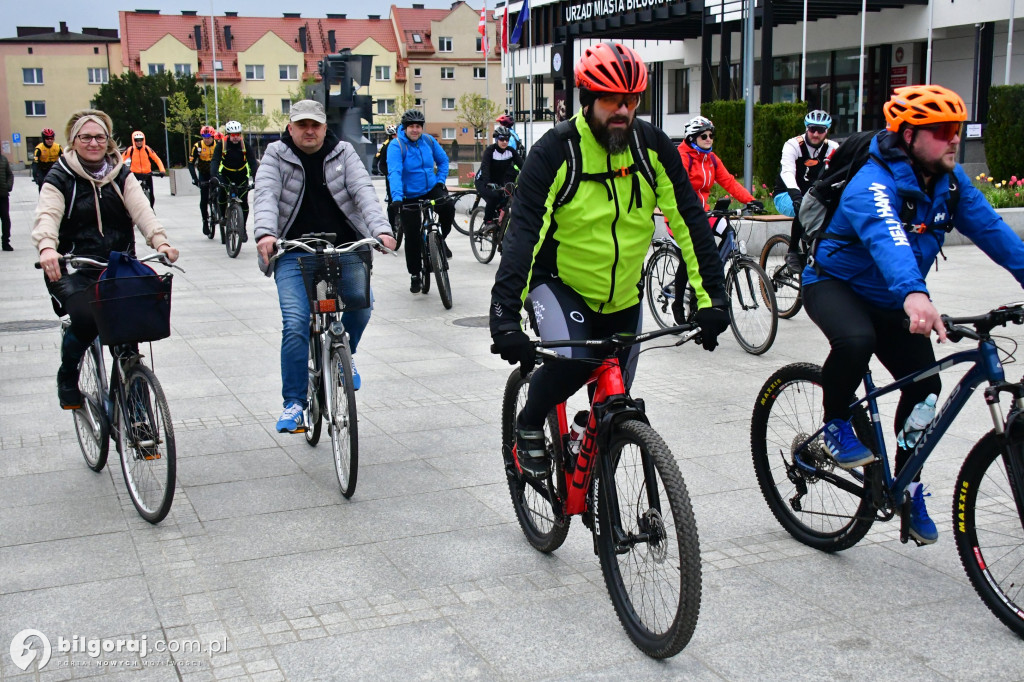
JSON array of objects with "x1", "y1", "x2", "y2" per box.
[{"x1": 528, "y1": 10, "x2": 533, "y2": 149}]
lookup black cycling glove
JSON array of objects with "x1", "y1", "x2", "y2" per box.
[
  {"x1": 693, "y1": 306, "x2": 731, "y2": 352},
  {"x1": 491, "y1": 329, "x2": 535, "y2": 373},
  {"x1": 787, "y1": 188, "x2": 802, "y2": 215},
  {"x1": 746, "y1": 200, "x2": 764, "y2": 213}
]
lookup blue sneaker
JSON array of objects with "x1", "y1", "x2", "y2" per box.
[
  {"x1": 907, "y1": 482, "x2": 938, "y2": 544},
  {"x1": 351, "y1": 358, "x2": 361, "y2": 391},
  {"x1": 275, "y1": 402, "x2": 305, "y2": 433},
  {"x1": 823, "y1": 419, "x2": 876, "y2": 469}
]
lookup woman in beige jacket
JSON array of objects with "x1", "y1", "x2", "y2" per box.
[{"x1": 33, "y1": 109, "x2": 179, "y2": 408}]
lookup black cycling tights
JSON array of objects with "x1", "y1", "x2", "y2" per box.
[
  {"x1": 519, "y1": 280, "x2": 642, "y2": 428},
  {"x1": 804, "y1": 279, "x2": 940, "y2": 479},
  {"x1": 400, "y1": 184, "x2": 454, "y2": 275}
]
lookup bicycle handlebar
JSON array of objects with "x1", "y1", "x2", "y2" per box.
[
  {"x1": 269, "y1": 235, "x2": 393, "y2": 264},
  {"x1": 707, "y1": 207, "x2": 765, "y2": 219},
  {"x1": 941, "y1": 303, "x2": 1024, "y2": 342},
  {"x1": 533, "y1": 322, "x2": 701, "y2": 359},
  {"x1": 35, "y1": 252, "x2": 182, "y2": 272}
]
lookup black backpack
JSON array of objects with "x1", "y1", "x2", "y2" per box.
[
  {"x1": 798, "y1": 130, "x2": 960, "y2": 266},
  {"x1": 550, "y1": 119, "x2": 658, "y2": 211}
]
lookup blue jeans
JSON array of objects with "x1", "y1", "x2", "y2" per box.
[{"x1": 274, "y1": 252, "x2": 373, "y2": 408}]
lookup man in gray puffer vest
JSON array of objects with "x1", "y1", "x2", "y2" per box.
[{"x1": 254, "y1": 99, "x2": 397, "y2": 433}]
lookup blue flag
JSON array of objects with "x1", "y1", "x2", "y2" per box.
[{"x1": 509, "y1": 0, "x2": 529, "y2": 46}]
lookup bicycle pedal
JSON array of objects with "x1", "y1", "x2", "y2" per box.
[
  {"x1": 61, "y1": 403, "x2": 83, "y2": 410},
  {"x1": 898, "y1": 491, "x2": 912, "y2": 544},
  {"x1": 142, "y1": 452, "x2": 162, "y2": 461}
]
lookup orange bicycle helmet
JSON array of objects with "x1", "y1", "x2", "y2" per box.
[
  {"x1": 884, "y1": 85, "x2": 967, "y2": 132},
  {"x1": 574, "y1": 42, "x2": 647, "y2": 94}
]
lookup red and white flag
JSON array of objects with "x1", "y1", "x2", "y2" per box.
[
  {"x1": 501, "y1": 5, "x2": 509, "y2": 53},
  {"x1": 478, "y1": 4, "x2": 489, "y2": 54}
]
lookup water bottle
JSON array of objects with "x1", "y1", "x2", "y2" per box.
[
  {"x1": 897, "y1": 393, "x2": 938, "y2": 449},
  {"x1": 567, "y1": 411, "x2": 588, "y2": 456}
]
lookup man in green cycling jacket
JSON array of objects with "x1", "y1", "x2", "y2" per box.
[{"x1": 489, "y1": 42, "x2": 730, "y2": 479}]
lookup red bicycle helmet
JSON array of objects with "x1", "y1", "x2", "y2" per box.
[
  {"x1": 496, "y1": 114, "x2": 514, "y2": 127},
  {"x1": 200, "y1": 125, "x2": 215, "y2": 136},
  {"x1": 42, "y1": 128, "x2": 55, "y2": 138},
  {"x1": 883, "y1": 85, "x2": 967, "y2": 132},
  {"x1": 574, "y1": 42, "x2": 647, "y2": 94}
]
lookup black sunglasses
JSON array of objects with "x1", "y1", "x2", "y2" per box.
[
  {"x1": 697, "y1": 132, "x2": 715, "y2": 141},
  {"x1": 495, "y1": 136, "x2": 510, "y2": 141},
  {"x1": 807, "y1": 126, "x2": 828, "y2": 134},
  {"x1": 918, "y1": 121, "x2": 963, "y2": 142}
]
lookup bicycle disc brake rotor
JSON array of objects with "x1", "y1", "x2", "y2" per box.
[
  {"x1": 791, "y1": 432, "x2": 831, "y2": 481},
  {"x1": 641, "y1": 508, "x2": 669, "y2": 563}
]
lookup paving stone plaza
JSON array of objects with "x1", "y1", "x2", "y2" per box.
[{"x1": 1, "y1": 173, "x2": 1023, "y2": 680}]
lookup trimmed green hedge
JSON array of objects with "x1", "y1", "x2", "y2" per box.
[
  {"x1": 985, "y1": 85, "x2": 1024, "y2": 182},
  {"x1": 700, "y1": 100, "x2": 807, "y2": 191}
]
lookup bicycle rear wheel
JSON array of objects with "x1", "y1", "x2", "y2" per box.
[
  {"x1": 428, "y1": 231, "x2": 453, "y2": 309},
  {"x1": 759, "y1": 234, "x2": 802, "y2": 319},
  {"x1": 452, "y1": 192, "x2": 477, "y2": 234},
  {"x1": 469, "y1": 208, "x2": 498, "y2": 264},
  {"x1": 117, "y1": 364, "x2": 176, "y2": 523},
  {"x1": 500, "y1": 367, "x2": 570, "y2": 552},
  {"x1": 954, "y1": 431, "x2": 1024, "y2": 638},
  {"x1": 305, "y1": 332, "x2": 323, "y2": 446},
  {"x1": 727, "y1": 259, "x2": 778, "y2": 355},
  {"x1": 750, "y1": 363, "x2": 876, "y2": 551},
  {"x1": 644, "y1": 247, "x2": 679, "y2": 330},
  {"x1": 226, "y1": 204, "x2": 243, "y2": 258},
  {"x1": 328, "y1": 340, "x2": 358, "y2": 498},
  {"x1": 596, "y1": 419, "x2": 700, "y2": 658},
  {"x1": 74, "y1": 343, "x2": 109, "y2": 471}
]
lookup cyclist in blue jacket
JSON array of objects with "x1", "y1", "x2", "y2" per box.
[
  {"x1": 802, "y1": 84, "x2": 1024, "y2": 545},
  {"x1": 387, "y1": 108, "x2": 455, "y2": 293}
]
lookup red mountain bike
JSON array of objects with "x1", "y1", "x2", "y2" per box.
[{"x1": 500, "y1": 323, "x2": 703, "y2": 658}]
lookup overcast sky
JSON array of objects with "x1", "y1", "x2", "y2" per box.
[{"x1": 0, "y1": 0, "x2": 475, "y2": 39}]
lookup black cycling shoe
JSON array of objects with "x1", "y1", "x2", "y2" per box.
[
  {"x1": 515, "y1": 425, "x2": 551, "y2": 480},
  {"x1": 410, "y1": 275, "x2": 421, "y2": 294},
  {"x1": 785, "y1": 252, "x2": 805, "y2": 274},
  {"x1": 443, "y1": 242, "x2": 453, "y2": 259},
  {"x1": 202, "y1": 221, "x2": 211, "y2": 237},
  {"x1": 57, "y1": 366, "x2": 82, "y2": 409},
  {"x1": 241, "y1": 230, "x2": 249, "y2": 243}
]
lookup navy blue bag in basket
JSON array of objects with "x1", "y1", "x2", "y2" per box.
[{"x1": 91, "y1": 251, "x2": 173, "y2": 346}]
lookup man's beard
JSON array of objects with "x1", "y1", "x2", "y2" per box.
[
  {"x1": 910, "y1": 140, "x2": 957, "y2": 177},
  {"x1": 592, "y1": 114, "x2": 633, "y2": 154}
]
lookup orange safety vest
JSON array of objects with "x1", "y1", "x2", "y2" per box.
[
  {"x1": 35, "y1": 142, "x2": 62, "y2": 164},
  {"x1": 123, "y1": 144, "x2": 166, "y2": 174}
]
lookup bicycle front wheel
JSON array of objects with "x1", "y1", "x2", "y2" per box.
[
  {"x1": 726, "y1": 259, "x2": 778, "y2": 355},
  {"x1": 305, "y1": 332, "x2": 323, "y2": 446},
  {"x1": 644, "y1": 247, "x2": 679, "y2": 330},
  {"x1": 327, "y1": 341, "x2": 358, "y2": 498},
  {"x1": 225, "y1": 204, "x2": 243, "y2": 258},
  {"x1": 500, "y1": 367, "x2": 570, "y2": 552},
  {"x1": 750, "y1": 363, "x2": 876, "y2": 551},
  {"x1": 74, "y1": 343, "x2": 109, "y2": 471},
  {"x1": 596, "y1": 420, "x2": 700, "y2": 659},
  {"x1": 117, "y1": 364, "x2": 176, "y2": 524},
  {"x1": 452, "y1": 192, "x2": 477, "y2": 234},
  {"x1": 469, "y1": 208, "x2": 497, "y2": 264},
  {"x1": 427, "y1": 231, "x2": 453, "y2": 309},
  {"x1": 954, "y1": 431, "x2": 1024, "y2": 638},
  {"x1": 758, "y1": 234, "x2": 802, "y2": 319}
]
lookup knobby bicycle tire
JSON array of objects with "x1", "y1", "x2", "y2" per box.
[
  {"x1": 953, "y1": 431, "x2": 1024, "y2": 638},
  {"x1": 596, "y1": 419, "x2": 700, "y2": 658},
  {"x1": 428, "y1": 231, "x2": 453, "y2": 309},
  {"x1": 226, "y1": 204, "x2": 243, "y2": 258},
  {"x1": 206, "y1": 201, "x2": 218, "y2": 240},
  {"x1": 74, "y1": 343, "x2": 109, "y2": 472},
  {"x1": 644, "y1": 247, "x2": 679, "y2": 330},
  {"x1": 469, "y1": 208, "x2": 498, "y2": 264},
  {"x1": 500, "y1": 367, "x2": 570, "y2": 552},
  {"x1": 305, "y1": 332, "x2": 323, "y2": 446},
  {"x1": 750, "y1": 363, "x2": 876, "y2": 551},
  {"x1": 758, "y1": 234, "x2": 803, "y2": 319},
  {"x1": 452, "y1": 192, "x2": 478, "y2": 235},
  {"x1": 726, "y1": 259, "x2": 778, "y2": 355},
  {"x1": 117, "y1": 364, "x2": 176, "y2": 523},
  {"x1": 328, "y1": 341, "x2": 358, "y2": 498}
]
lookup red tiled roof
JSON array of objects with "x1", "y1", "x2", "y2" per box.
[{"x1": 119, "y1": 11, "x2": 400, "y2": 82}]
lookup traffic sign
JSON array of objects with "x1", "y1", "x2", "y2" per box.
[
  {"x1": 12, "y1": 133, "x2": 21, "y2": 144},
  {"x1": 361, "y1": 124, "x2": 385, "y2": 132}
]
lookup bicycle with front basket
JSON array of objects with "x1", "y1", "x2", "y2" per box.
[
  {"x1": 645, "y1": 199, "x2": 778, "y2": 354},
  {"x1": 501, "y1": 322, "x2": 703, "y2": 657},
  {"x1": 750, "y1": 303, "x2": 1024, "y2": 638},
  {"x1": 38, "y1": 252, "x2": 181, "y2": 523},
  {"x1": 271, "y1": 234, "x2": 385, "y2": 498},
  {"x1": 402, "y1": 195, "x2": 454, "y2": 309}
]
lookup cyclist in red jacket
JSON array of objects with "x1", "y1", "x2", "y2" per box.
[{"x1": 676, "y1": 116, "x2": 762, "y2": 215}]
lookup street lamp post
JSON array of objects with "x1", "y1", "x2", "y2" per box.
[{"x1": 160, "y1": 95, "x2": 171, "y2": 169}]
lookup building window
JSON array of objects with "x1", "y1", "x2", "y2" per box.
[
  {"x1": 174, "y1": 63, "x2": 192, "y2": 77},
  {"x1": 670, "y1": 69, "x2": 690, "y2": 114},
  {"x1": 442, "y1": 128, "x2": 455, "y2": 140},
  {"x1": 375, "y1": 65, "x2": 390, "y2": 81},
  {"x1": 412, "y1": 33, "x2": 422, "y2": 44},
  {"x1": 244, "y1": 64, "x2": 264, "y2": 80},
  {"x1": 473, "y1": 67, "x2": 486, "y2": 79},
  {"x1": 476, "y1": 36, "x2": 483, "y2": 51},
  {"x1": 414, "y1": 68, "x2": 421, "y2": 78},
  {"x1": 88, "y1": 67, "x2": 109, "y2": 84},
  {"x1": 537, "y1": 97, "x2": 549, "y2": 110},
  {"x1": 279, "y1": 65, "x2": 298, "y2": 80},
  {"x1": 148, "y1": 64, "x2": 165, "y2": 75},
  {"x1": 414, "y1": 83, "x2": 422, "y2": 93},
  {"x1": 252, "y1": 99, "x2": 264, "y2": 114},
  {"x1": 281, "y1": 99, "x2": 291, "y2": 114},
  {"x1": 506, "y1": 96, "x2": 514, "y2": 109},
  {"x1": 23, "y1": 68, "x2": 43, "y2": 85},
  {"x1": 441, "y1": 67, "x2": 454, "y2": 80},
  {"x1": 214, "y1": 60, "x2": 223, "y2": 71},
  {"x1": 376, "y1": 99, "x2": 395, "y2": 115},
  {"x1": 441, "y1": 97, "x2": 455, "y2": 110},
  {"x1": 414, "y1": 98, "x2": 423, "y2": 107},
  {"x1": 25, "y1": 100, "x2": 46, "y2": 116},
  {"x1": 438, "y1": 36, "x2": 453, "y2": 52}
]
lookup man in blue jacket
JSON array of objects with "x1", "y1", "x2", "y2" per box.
[
  {"x1": 388, "y1": 109, "x2": 455, "y2": 293},
  {"x1": 802, "y1": 84, "x2": 1024, "y2": 545}
]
